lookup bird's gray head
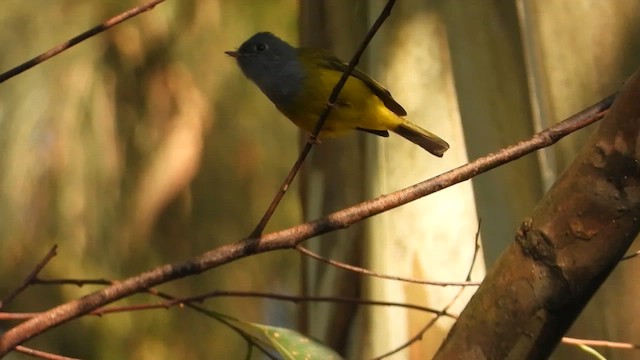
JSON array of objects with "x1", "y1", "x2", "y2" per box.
[{"x1": 225, "y1": 32, "x2": 303, "y2": 106}]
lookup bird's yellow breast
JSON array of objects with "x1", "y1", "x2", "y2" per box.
[{"x1": 278, "y1": 63, "x2": 402, "y2": 137}]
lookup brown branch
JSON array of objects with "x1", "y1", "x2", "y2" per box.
[
  {"x1": 32, "y1": 278, "x2": 112, "y2": 287},
  {"x1": 33, "y1": 280, "x2": 280, "y2": 359},
  {"x1": 465, "y1": 219, "x2": 482, "y2": 281},
  {"x1": 434, "y1": 70, "x2": 640, "y2": 359},
  {"x1": 0, "y1": 312, "x2": 42, "y2": 321},
  {"x1": 1, "y1": 290, "x2": 455, "y2": 319},
  {"x1": 14, "y1": 345, "x2": 80, "y2": 360},
  {"x1": 143, "y1": 292, "x2": 280, "y2": 360},
  {"x1": 373, "y1": 290, "x2": 462, "y2": 360},
  {"x1": 296, "y1": 245, "x2": 480, "y2": 287},
  {"x1": 0, "y1": 245, "x2": 57, "y2": 310},
  {"x1": 33, "y1": 277, "x2": 455, "y2": 355},
  {"x1": 0, "y1": 92, "x2": 614, "y2": 354},
  {"x1": 249, "y1": 0, "x2": 398, "y2": 237},
  {"x1": 90, "y1": 291, "x2": 456, "y2": 319},
  {"x1": 0, "y1": 0, "x2": 165, "y2": 84}
]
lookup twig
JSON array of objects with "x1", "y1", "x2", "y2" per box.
[
  {"x1": 621, "y1": 249, "x2": 640, "y2": 261},
  {"x1": 0, "y1": 0, "x2": 165, "y2": 84},
  {"x1": 145, "y1": 290, "x2": 280, "y2": 360},
  {"x1": 176, "y1": 290, "x2": 457, "y2": 319},
  {"x1": 249, "y1": 0, "x2": 398, "y2": 237},
  {"x1": 0, "y1": 312, "x2": 42, "y2": 320},
  {"x1": 562, "y1": 336, "x2": 640, "y2": 350},
  {"x1": 15, "y1": 345, "x2": 80, "y2": 360},
  {"x1": 0, "y1": 245, "x2": 58, "y2": 310},
  {"x1": 0, "y1": 92, "x2": 615, "y2": 354},
  {"x1": 51, "y1": 290, "x2": 453, "y2": 319},
  {"x1": 1, "y1": 290, "x2": 456, "y2": 320},
  {"x1": 36, "y1": 280, "x2": 279, "y2": 359},
  {"x1": 33, "y1": 278, "x2": 111, "y2": 287},
  {"x1": 372, "y1": 220, "x2": 485, "y2": 359},
  {"x1": 145, "y1": 291, "x2": 279, "y2": 360},
  {"x1": 296, "y1": 245, "x2": 480, "y2": 287},
  {"x1": 32, "y1": 278, "x2": 278, "y2": 359},
  {"x1": 465, "y1": 219, "x2": 482, "y2": 282}
]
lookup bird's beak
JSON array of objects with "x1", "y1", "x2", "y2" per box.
[{"x1": 225, "y1": 50, "x2": 240, "y2": 58}]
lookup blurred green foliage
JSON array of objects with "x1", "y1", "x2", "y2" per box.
[{"x1": 0, "y1": 1, "x2": 302, "y2": 358}]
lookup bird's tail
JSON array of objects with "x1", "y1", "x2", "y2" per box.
[{"x1": 392, "y1": 120, "x2": 450, "y2": 157}]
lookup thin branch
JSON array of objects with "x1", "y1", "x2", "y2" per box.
[
  {"x1": 61, "y1": 290, "x2": 455, "y2": 319},
  {"x1": 145, "y1": 294, "x2": 279, "y2": 360},
  {"x1": 7, "y1": 286, "x2": 456, "y2": 358},
  {"x1": 0, "y1": 245, "x2": 58, "y2": 310},
  {"x1": 296, "y1": 245, "x2": 480, "y2": 286},
  {"x1": 372, "y1": 220, "x2": 485, "y2": 360},
  {"x1": 14, "y1": 345, "x2": 80, "y2": 360},
  {"x1": 1, "y1": 290, "x2": 456, "y2": 320},
  {"x1": 465, "y1": 219, "x2": 482, "y2": 282},
  {"x1": 180, "y1": 290, "x2": 457, "y2": 319},
  {"x1": 32, "y1": 278, "x2": 111, "y2": 287},
  {"x1": 145, "y1": 290, "x2": 280, "y2": 360},
  {"x1": 0, "y1": 92, "x2": 615, "y2": 354},
  {"x1": 34, "y1": 279, "x2": 277, "y2": 359},
  {"x1": 0, "y1": 312, "x2": 42, "y2": 320},
  {"x1": 0, "y1": 0, "x2": 165, "y2": 84},
  {"x1": 562, "y1": 337, "x2": 640, "y2": 350},
  {"x1": 621, "y1": 249, "x2": 640, "y2": 261},
  {"x1": 35, "y1": 280, "x2": 279, "y2": 359},
  {"x1": 249, "y1": 0, "x2": 398, "y2": 237}
]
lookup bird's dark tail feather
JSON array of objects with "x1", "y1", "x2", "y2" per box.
[{"x1": 393, "y1": 120, "x2": 450, "y2": 157}]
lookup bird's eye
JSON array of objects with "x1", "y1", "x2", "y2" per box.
[{"x1": 255, "y1": 43, "x2": 268, "y2": 52}]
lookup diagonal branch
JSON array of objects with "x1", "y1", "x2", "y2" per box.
[
  {"x1": 296, "y1": 245, "x2": 480, "y2": 286},
  {"x1": 0, "y1": 91, "x2": 614, "y2": 354},
  {"x1": 0, "y1": 245, "x2": 57, "y2": 310},
  {"x1": 0, "y1": 0, "x2": 165, "y2": 84}
]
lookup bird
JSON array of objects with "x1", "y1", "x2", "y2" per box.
[{"x1": 225, "y1": 32, "x2": 449, "y2": 157}]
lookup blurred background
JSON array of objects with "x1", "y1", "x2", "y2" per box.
[{"x1": 0, "y1": 0, "x2": 639, "y2": 359}]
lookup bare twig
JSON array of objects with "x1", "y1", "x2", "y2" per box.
[
  {"x1": 0, "y1": 0, "x2": 165, "y2": 84},
  {"x1": 94, "y1": 291, "x2": 455, "y2": 319},
  {"x1": 0, "y1": 312, "x2": 42, "y2": 320},
  {"x1": 146, "y1": 291, "x2": 279, "y2": 360},
  {"x1": 249, "y1": 0, "x2": 398, "y2": 237},
  {"x1": 6, "y1": 289, "x2": 456, "y2": 320},
  {"x1": 0, "y1": 92, "x2": 615, "y2": 354},
  {"x1": 15, "y1": 345, "x2": 80, "y2": 360},
  {"x1": 621, "y1": 249, "x2": 640, "y2": 261},
  {"x1": 0, "y1": 245, "x2": 58, "y2": 310},
  {"x1": 562, "y1": 336, "x2": 640, "y2": 350},
  {"x1": 296, "y1": 245, "x2": 480, "y2": 287},
  {"x1": 372, "y1": 220, "x2": 484, "y2": 359},
  {"x1": 34, "y1": 279, "x2": 279, "y2": 359},
  {"x1": 32, "y1": 278, "x2": 111, "y2": 287},
  {"x1": 465, "y1": 219, "x2": 482, "y2": 282}
]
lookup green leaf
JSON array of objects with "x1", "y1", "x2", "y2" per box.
[
  {"x1": 210, "y1": 312, "x2": 344, "y2": 359},
  {"x1": 577, "y1": 344, "x2": 607, "y2": 360},
  {"x1": 252, "y1": 324, "x2": 344, "y2": 360}
]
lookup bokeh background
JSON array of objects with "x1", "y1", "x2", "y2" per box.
[{"x1": 0, "y1": 1, "x2": 639, "y2": 359}]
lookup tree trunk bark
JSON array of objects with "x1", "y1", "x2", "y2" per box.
[{"x1": 434, "y1": 67, "x2": 640, "y2": 359}]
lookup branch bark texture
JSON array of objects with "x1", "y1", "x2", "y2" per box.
[{"x1": 435, "y1": 68, "x2": 640, "y2": 359}]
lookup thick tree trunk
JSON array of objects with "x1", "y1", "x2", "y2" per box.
[{"x1": 434, "y1": 67, "x2": 640, "y2": 359}]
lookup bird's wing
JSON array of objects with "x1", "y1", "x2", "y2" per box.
[{"x1": 302, "y1": 48, "x2": 407, "y2": 117}]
